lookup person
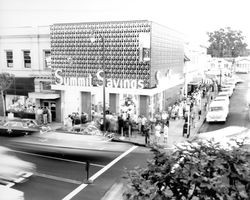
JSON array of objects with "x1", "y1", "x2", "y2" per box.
[
  {"x1": 118, "y1": 115, "x2": 124, "y2": 135},
  {"x1": 163, "y1": 124, "x2": 169, "y2": 143},
  {"x1": 155, "y1": 122, "x2": 162, "y2": 144},
  {"x1": 141, "y1": 115, "x2": 147, "y2": 135},
  {"x1": 144, "y1": 122, "x2": 151, "y2": 146},
  {"x1": 43, "y1": 107, "x2": 48, "y2": 125}
]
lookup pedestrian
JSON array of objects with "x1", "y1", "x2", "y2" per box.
[
  {"x1": 163, "y1": 124, "x2": 169, "y2": 143},
  {"x1": 155, "y1": 122, "x2": 162, "y2": 144},
  {"x1": 141, "y1": 115, "x2": 147, "y2": 135},
  {"x1": 144, "y1": 122, "x2": 150, "y2": 146}
]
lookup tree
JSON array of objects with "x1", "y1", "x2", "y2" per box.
[
  {"x1": 207, "y1": 27, "x2": 248, "y2": 58},
  {"x1": 123, "y1": 140, "x2": 250, "y2": 200},
  {"x1": 0, "y1": 73, "x2": 14, "y2": 121}
]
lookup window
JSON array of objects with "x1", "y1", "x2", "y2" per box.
[
  {"x1": 6, "y1": 51, "x2": 13, "y2": 68},
  {"x1": 44, "y1": 50, "x2": 51, "y2": 69},
  {"x1": 41, "y1": 81, "x2": 51, "y2": 91},
  {"x1": 23, "y1": 50, "x2": 31, "y2": 68}
]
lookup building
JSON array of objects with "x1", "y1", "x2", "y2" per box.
[
  {"x1": 50, "y1": 20, "x2": 185, "y2": 121},
  {"x1": 0, "y1": 26, "x2": 60, "y2": 121},
  {"x1": 0, "y1": 20, "x2": 185, "y2": 122}
]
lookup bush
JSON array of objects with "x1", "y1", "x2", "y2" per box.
[{"x1": 123, "y1": 140, "x2": 250, "y2": 200}]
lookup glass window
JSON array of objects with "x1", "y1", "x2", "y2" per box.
[
  {"x1": 44, "y1": 50, "x2": 51, "y2": 69},
  {"x1": 6, "y1": 51, "x2": 13, "y2": 68},
  {"x1": 41, "y1": 81, "x2": 51, "y2": 91},
  {"x1": 23, "y1": 50, "x2": 31, "y2": 68}
]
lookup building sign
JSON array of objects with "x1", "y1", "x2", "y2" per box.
[
  {"x1": 139, "y1": 33, "x2": 151, "y2": 62},
  {"x1": 54, "y1": 69, "x2": 144, "y2": 89}
]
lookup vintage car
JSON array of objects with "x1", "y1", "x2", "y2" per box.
[
  {"x1": 0, "y1": 119, "x2": 40, "y2": 136},
  {"x1": 206, "y1": 101, "x2": 229, "y2": 123},
  {"x1": 0, "y1": 185, "x2": 24, "y2": 200},
  {"x1": 0, "y1": 146, "x2": 36, "y2": 184}
]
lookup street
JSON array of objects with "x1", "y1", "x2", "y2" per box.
[
  {"x1": 199, "y1": 73, "x2": 250, "y2": 133},
  {"x1": 0, "y1": 136, "x2": 152, "y2": 200}
]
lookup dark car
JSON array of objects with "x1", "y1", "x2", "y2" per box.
[{"x1": 0, "y1": 119, "x2": 40, "y2": 136}]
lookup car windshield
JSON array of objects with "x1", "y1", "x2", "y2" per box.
[{"x1": 209, "y1": 106, "x2": 223, "y2": 111}]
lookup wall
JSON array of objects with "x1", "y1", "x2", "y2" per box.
[{"x1": 151, "y1": 22, "x2": 185, "y2": 87}]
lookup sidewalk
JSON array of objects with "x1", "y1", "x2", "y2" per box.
[{"x1": 112, "y1": 105, "x2": 207, "y2": 149}]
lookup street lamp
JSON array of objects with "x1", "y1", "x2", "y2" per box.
[
  {"x1": 90, "y1": 32, "x2": 106, "y2": 132},
  {"x1": 218, "y1": 60, "x2": 222, "y2": 92}
]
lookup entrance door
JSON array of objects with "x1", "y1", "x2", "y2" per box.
[{"x1": 43, "y1": 101, "x2": 56, "y2": 121}]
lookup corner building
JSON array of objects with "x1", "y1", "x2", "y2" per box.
[{"x1": 50, "y1": 20, "x2": 185, "y2": 121}]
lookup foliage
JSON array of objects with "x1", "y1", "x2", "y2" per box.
[
  {"x1": 207, "y1": 27, "x2": 248, "y2": 58},
  {"x1": 0, "y1": 73, "x2": 14, "y2": 120},
  {"x1": 123, "y1": 140, "x2": 250, "y2": 200}
]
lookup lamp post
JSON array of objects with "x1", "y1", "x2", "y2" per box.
[
  {"x1": 90, "y1": 33, "x2": 106, "y2": 132},
  {"x1": 218, "y1": 60, "x2": 222, "y2": 92}
]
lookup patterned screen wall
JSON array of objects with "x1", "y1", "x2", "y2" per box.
[{"x1": 50, "y1": 20, "x2": 152, "y2": 88}]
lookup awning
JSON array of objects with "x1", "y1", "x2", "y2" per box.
[{"x1": 28, "y1": 92, "x2": 60, "y2": 99}]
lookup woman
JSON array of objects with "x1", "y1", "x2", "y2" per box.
[
  {"x1": 155, "y1": 122, "x2": 162, "y2": 144},
  {"x1": 163, "y1": 124, "x2": 169, "y2": 143}
]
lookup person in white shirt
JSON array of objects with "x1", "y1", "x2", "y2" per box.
[
  {"x1": 163, "y1": 124, "x2": 169, "y2": 143},
  {"x1": 155, "y1": 122, "x2": 162, "y2": 144}
]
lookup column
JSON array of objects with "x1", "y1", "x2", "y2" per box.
[
  {"x1": 81, "y1": 92, "x2": 91, "y2": 119},
  {"x1": 139, "y1": 95, "x2": 149, "y2": 118},
  {"x1": 109, "y1": 93, "x2": 119, "y2": 114}
]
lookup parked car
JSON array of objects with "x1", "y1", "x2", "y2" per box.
[
  {"x1": 213, "y1": 96, "x2": 230, "y2": 107},
  {"x1": 217, "y1": 91, "x2": 230, "y2": 99},
  {"x1": 206, "y1": 101, "x2": 229, "y2": 123},
  {"x1": 221, "y1": 85, "x2": 234, "y2": 96},
  {"x1": 0, "y1": 119, "x2": 40, "y2": 136},
  {"x1": 219, "y1": 87, "x2": 233, "y2": 97},
  {"x1": 0, "y1": 146, "x2": 36, "y2": 184}
]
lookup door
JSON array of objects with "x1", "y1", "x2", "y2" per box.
[{"x1": 42, "y1": 101, "x2": 56, "y2": 121}]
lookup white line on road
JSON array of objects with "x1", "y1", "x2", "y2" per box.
[
  {"x1": 11, "y1": 149, "x2": 105, "y2": 168},
  {"x1": 62, "y1": 145, "x2": 138, "y2": 200},
  {"x1": 35, "y1": 172, "x2": 82, "y2": 185}
]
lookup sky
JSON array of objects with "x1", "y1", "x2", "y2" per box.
[{"x1": 0, "y1": 0, "x2": 250, "y2": 46}]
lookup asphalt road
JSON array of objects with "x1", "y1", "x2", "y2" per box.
[
  {"x1": 0, "y1": 135, "x2": 152, "y2": 200},
  {"x1": 199, "y1": 73, "x2": 250, "y2": 133}
]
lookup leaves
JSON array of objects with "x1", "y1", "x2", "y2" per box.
[
  {"x1": 207, "y1": 27, "x2": 248, "y2": 57},
  {"x1": 123, "y1": 140, "x2": 250, "y2": 200}
]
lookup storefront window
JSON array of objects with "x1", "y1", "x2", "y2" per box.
[{"x1": 6, "y1": 95, "x2": 36, "y2": 113}]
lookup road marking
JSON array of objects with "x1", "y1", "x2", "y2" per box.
[
  {"x1": 35, "y1": 172, "x2": 82, "y2": 185},
  {"x1": 11, "y1": 149, "x2": 105, "y2": 168},
  {"x1": 62, "y1": 145, "x2": 138, "y2": 200}
]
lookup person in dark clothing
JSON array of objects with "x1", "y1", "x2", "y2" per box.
[
  {"x1": 144, "y1": 122, "x2": 151, "y2": 145},
  {"x1": 118, "y1": 116, "x2": 124, "y2": 135},
  {"x1": 81, "y1": 112, "x2": 87, "y2": 124}
]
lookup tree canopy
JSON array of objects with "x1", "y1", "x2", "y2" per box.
[
  {"x1": 207, "y1": 27, "x2": 248, "y2": 58},
  {"x1": 0, "y1": 72, "x2": 14, "y2": 91},
  {"x1": 123, "y1": 140, "x2": 250, "y2": 200}
]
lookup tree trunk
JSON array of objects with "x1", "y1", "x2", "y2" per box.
[{"x1": 1, "y1": 91, "x2": 6, "y2": 122}]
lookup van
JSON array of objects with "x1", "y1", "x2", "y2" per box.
[{"x1": 206, "y1": 101, "x2": 229, "y2": 123}]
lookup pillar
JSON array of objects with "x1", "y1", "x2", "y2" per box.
[
  {"x1": 139, "y1": 95, "x2": 149, "y2": 118},
  {"x1": 81, "y1": 92, "x2": 91, "y2": 119},
  {"x1": 109, "y1": 93, "x2": 119, "y2": 114}
]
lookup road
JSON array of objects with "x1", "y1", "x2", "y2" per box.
[
  {"x1": 0, "y1": 135, "x2": 152, "y2": 200},
  {"x1": 199, "y1": 73, "x2": 250, "y2": 133}
]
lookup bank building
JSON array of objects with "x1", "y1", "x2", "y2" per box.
[{"x1": 0, "y1": 20, "x2": 187, "y2": 122}]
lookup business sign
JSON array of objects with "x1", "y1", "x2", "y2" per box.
[{"x1": 54, "y1": 69, "x2": 144, "y2": 89}]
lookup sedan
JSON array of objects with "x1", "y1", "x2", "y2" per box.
[{"x1": 0, "y1": 119, "x2": 40, "y2": 136}]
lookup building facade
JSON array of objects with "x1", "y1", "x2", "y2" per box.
[
  {"x1": 0, "y1": 26, "x2": 60, "y2": 121},
  {"x1": 50, "y1": 20, "x2": 185, "y2": 121},
  {"x1": 0, "y1": 20, "x2": 185, "y2": 122}
]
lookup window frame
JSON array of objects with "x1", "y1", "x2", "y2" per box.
[
  {"x1": 43, "y1": 50, "x2": 51, "y2": 69},
  {"x1": 6, "y1": 50, "x2": 13, "y2": 68},
  {"x1": 23, "y1": 50, "x2": 31, "y2": 68}
]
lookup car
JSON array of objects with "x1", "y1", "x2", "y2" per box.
[
  {"x1": 0, "y1": 185, "x2": 24, "y2": 200},
  {"x1": 217, "y1": 91, "x2": 230, "y2": 99},
  {"x1": 0, "y1": 146, "x2": 36, "y2": 184},
  {"x1": 213, "y1": 96, "x2": 230, "y2": 106},
  {"x1": 0, "y1": 119, "x2": 40, "y2": 136},
  {"x1": 219, "y1": 87, "x2": 233, "y2": 97},
  {"x1": 206, "y1": 101, "x2": 229, "y2": 123},
  {"x1": 221, "y1": 85, "x2": 234, "y2": 96}
]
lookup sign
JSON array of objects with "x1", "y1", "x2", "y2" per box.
[{"x1": 54, "y1": 69, "x2": 144, "y2": 89}]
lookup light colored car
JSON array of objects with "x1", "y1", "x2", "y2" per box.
[
  {"x1": 213, "y1": 96, "x2": 230, "y2": 106},
  {"x1": 221, "y1": 85, "x2": 234, "y2": 96},
  {"x1": 217, "y1": 91, "x2": 230, "y2": 99},
  {"x1": 0, "y1": 185, "x2": 24, "y2": 200},
  {"x1": 0, "y1": 146, "x2": 36, "y2": 183},
  {"x1": 206, "y1": 101, "x2": 229, "y2": 123},
  {"x1": 220, "y1": 87, "x2": 233, "y2": 97}
]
